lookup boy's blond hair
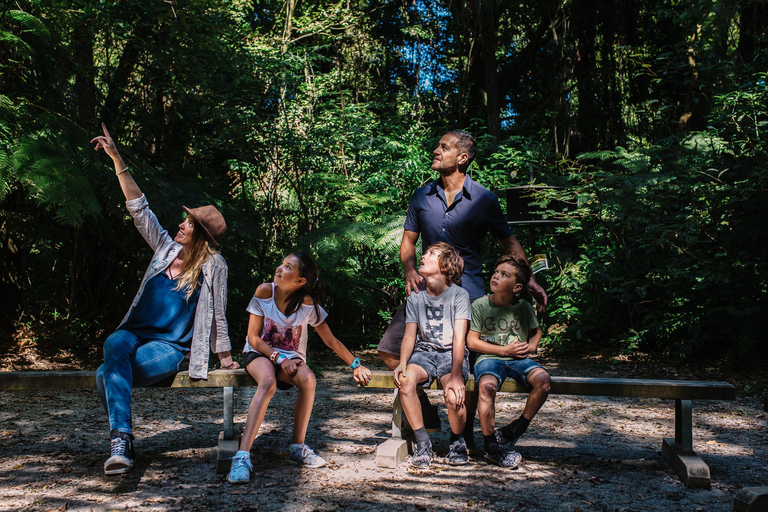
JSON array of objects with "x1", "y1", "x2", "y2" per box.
[
  {"x1": 428, "y1": 242, "x2": 464, "y2": 285},
  {"x1": 494, "y1": 255, "x2": 532, "y2": 290}
]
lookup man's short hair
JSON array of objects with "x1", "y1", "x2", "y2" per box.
[
  {"x1": 494, "y1": 255, "x2": 532, "y2": 288},
  {"x1": 429, "y1": 241, "x2": 464, "y2": 285},
  {"x1": 445, "y1": 130, "x2": 477, "y2": 169}
]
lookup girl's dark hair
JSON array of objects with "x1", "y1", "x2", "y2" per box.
[{"x1": 284, "y1": 251, "x2": 324, "y2": 318}]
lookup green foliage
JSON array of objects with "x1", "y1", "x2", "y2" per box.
[
  {"x1": 538, "y1": 87, "x2": 768, "y2": 367},
  {"x1": 2, "y1": 127, "x2": 101, "y2": 226},
  {"x1": 1, "y1": 0, "x2": 767, "y2": 370}
]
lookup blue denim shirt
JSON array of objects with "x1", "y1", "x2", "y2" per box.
[
  {"x1": 404, "y1": 174, "x2": 513, "y2": 300},
  {"x1": 119, "y1": 195, "x2": 231, "y2": 380}
]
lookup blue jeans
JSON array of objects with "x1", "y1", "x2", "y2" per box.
[
  {"x1": 96, "y1": 330, "x2": 186, "y2": 434},
  {"x1": 474, "y1": 357, "x2": 544, "y2": 390}
]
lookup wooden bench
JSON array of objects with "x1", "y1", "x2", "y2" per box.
[
  {"x1": 0, "y1": 369, "x2": 257, "y2": 472},
  {"x1": 365, "y1": 370, "x2": 736, "y2": 489}
]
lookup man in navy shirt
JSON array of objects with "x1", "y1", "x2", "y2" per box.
[{"x1": 378, "y1": 130, "x2": 548, "y2": 444}]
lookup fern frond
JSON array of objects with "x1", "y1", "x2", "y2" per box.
[{"x1": 10, "y1": 132, "x2": 101, "y2": 226}]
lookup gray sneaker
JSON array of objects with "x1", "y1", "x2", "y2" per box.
[
  {"x1": 411, "y1": 442, "x2": 433, "y2": 469},
  {"x1": 104, "y1": 430, "x2": 135, "y2": 476},
  {"x1": 446, "y1": 437, "x2": 469, "y2": 465},
  {"x1": 288, "y1": 444, "x2": 326, "y2": 468},
  {"x1": 484, "y1": 443, "x2": 522, "y2": 468}
]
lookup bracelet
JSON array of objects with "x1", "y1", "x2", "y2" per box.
[
  {"x1": 115, "y1": 167, "x2": 129, "y2": 176},
  {"x1": 349, "y1": 357, "x2": 361, "y2": 370},
  {"x1": 270, "y1": 352, "x2": 287, "y2": 365}
]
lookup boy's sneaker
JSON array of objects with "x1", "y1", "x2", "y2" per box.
[
  {"x1": 484, "y1": 443, "x2": 522, "y2": 468},
  {"x1": 227, "y1": 451, "x2": 253, "y2": 484},
  {"x1": 446, "y1": 437, "x2": 469, "y2": 465},
  {"x1": 495, "y1": 427, "x2": 519, "y2": 447},
  {"x1": 411, "y1": 442, "x2": 433, "y2": 469},
  {"x1": 288, "y1": 444, "x2": 326, "y2": 468},
  {"x1": 104, "y1": 430, "x2": 135, "y2": 476}
]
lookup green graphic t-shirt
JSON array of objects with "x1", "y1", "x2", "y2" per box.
[{"x1": 469, "y1": 295, "x2": 539, "y2": 365}]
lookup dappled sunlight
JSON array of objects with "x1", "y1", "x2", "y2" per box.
[{"x1": 0, "y1": 371, "x2": 765, "y2": 511}]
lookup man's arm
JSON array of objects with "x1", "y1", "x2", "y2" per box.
[
  {"x1": 499, "y1": 235, "x2": 548, "y2": 312},
  {"x1": 526, "y1": 326, "x2": 543, "y2": 354},
  {"x1": 401, "y1": 229, "x2": 425, "y2": 295}
]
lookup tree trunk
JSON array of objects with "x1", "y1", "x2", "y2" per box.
[
  {"x1": 477, "y1": 0, "x2": 501, "y2": 138},
  {"x1": 737, "y1": 0, "x2": 768, "y2": 65}
]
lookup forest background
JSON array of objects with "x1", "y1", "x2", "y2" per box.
[{"x1": 0, "y1": 0, "x2": 766, "y2": 372}]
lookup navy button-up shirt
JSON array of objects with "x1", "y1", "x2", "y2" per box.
[{"x1": 404, "y1": 174, "x2": 513, "y2": 300}]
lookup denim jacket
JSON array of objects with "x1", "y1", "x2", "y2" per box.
[{"x1": 118, "y1": 195, "x2": 231, "y2": 380}]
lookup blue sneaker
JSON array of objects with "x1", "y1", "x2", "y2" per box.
[
  {"x1": 288, "y1": 444, "x2": 327, "y2": 468},
  {"x1": 227, "y1": 451, "x2": 253, "y2": 484}
]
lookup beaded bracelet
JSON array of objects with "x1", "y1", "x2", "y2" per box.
[
  {"x1": 115, "y1": 167, "x2": 129, "y2": 176},
  {"x1": 349, "y1": 357, "x2": 361, "y2": 370}
]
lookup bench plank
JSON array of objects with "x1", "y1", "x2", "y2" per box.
[
  {"x1": 366, "y1": 371, "x2": 735, "y2": 400},
  {"x1": 167, "y1": 369, "x2": 256, "y2": 388},
  {"x1": 0, "y1": 369, "x2": 257, "y2": 391},
  {"x1": 0, "y1": 371, "x2": 97, "y2": 390}
]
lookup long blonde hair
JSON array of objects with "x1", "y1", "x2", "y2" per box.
[{"x1": 175, "y1": 224, "x2": 217, "y2": 301}]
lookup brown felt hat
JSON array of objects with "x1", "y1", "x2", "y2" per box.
[{"x1": 182, "y1": 205, "x2": 226, "y2": 247}]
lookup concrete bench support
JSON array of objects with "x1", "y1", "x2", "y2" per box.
[
  {"x1": 660, "y1": 399, "x2": 711, "y2": 489},
  {"x1": 217, "y1": 386, "x2": 238, "y2": 472},
  {"x1": 733, "y1": 487, "x2": 768, "y2": 512},
  {"x1": 375, "y1": 388, "x2": 411, "y2": 467}
]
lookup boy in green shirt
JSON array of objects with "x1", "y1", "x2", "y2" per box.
[{"x1": 467, "y1": 255, "x2": 551, "y2": 467}]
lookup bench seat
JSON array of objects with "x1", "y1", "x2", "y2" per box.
[
  {"x1": 1, "y1": 368, "x2": 737, "y2": 486},
  {"x1": 0, "y1": 369, "x2": 256, "y2": 472},
  {"x1": 365, "y1": 370, "x2": 736, "y2": 489}
]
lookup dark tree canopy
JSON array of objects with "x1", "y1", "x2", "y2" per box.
[{"x1": 1, "y1": 0, "x2": 766, "y2": 368}]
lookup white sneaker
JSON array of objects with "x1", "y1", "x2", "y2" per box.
[
  {"x1": 227, "y1": 451, "x2": 253, "y2": 484},
  {"x1": 288, "y1": 444, "x2": 326, "y2": 468}
]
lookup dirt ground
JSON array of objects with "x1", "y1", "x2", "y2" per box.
[{"x1": 1, "y1": 349, "x2": 766, "y2": 512}]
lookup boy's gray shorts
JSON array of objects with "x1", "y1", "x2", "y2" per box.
[{"x1": 408, "y1": 349, "x2": 469, "y2": 388}]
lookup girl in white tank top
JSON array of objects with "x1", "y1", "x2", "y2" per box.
[{"x1": 227, "y1": 252, "x2": 372, "y2": 484}]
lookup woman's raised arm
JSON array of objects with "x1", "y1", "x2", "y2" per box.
[{"x1": 91, "y1": 123, "x2": 142, "y2": 201}]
